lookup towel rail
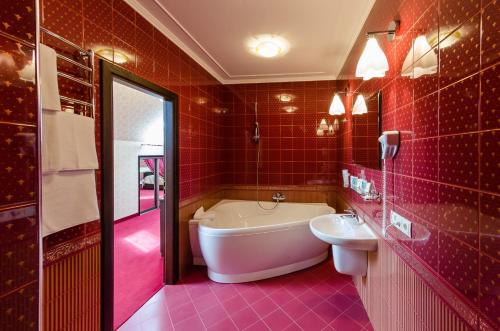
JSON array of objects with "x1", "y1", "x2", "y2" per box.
[
  {"x1": 40, "y1": 27, "x2": 95, "y2": 118},
  {"x1": 58, "y1": 72, "x2": 93, "y2": 88},
  {"x1": 56, "y1": 54, "x2": 92, "y2": 72},
  {"x1": 60, "y1": 95, "x2": 93, "y2": 108}
]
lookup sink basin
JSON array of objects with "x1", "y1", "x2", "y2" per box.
[
  {"x1": 309, "y1": 214, "x2": 378, "y2": 251},
  {"x1": 309, "y1": 214, "x2": 378, "y2": 276}
]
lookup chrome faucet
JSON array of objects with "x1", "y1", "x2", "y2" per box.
[
  {"x1": 272, "y1": 192, "x2": 286, "y2": 202},
  {"x1": 343, "y1": 208, "x2": 364, "y2": 224}
]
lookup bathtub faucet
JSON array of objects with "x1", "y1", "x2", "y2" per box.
[{"x1": 272, "y1": 192, "x2": 286, "y2": 202}]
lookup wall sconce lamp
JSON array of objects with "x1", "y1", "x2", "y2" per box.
[
  {"x1": 356, "y1": 21, "x2": 400, "y2": 80},
  {"x1": 329, "y1": 94, "x2": 346, "y2": 115},
  {"x1": 352, "y1": 95, "x2": 368, "y2": 115}
]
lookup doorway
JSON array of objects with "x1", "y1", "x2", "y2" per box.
[{"x1": 100, "y1": 61, "x2": 179, "y2": 331}]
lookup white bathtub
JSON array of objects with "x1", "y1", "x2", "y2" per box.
[{"x1": 189, "y1": 199, "x2": 335, "y2": 283}]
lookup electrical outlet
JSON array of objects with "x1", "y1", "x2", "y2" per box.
[{"x1": 390, "y1": 211, "x2": 412, "y2": 238}]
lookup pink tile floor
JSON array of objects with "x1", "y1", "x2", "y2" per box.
[{"x1": 118, "y1": 260, "x2": 373, "y2": 331}]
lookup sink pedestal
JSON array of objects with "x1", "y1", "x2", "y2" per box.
[{"x1": 332, "y1": 245, "x2": 368, "y2": 276}]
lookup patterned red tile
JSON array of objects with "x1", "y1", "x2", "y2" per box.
[
  {"x1": 439, "y1": 14, "x2": 481, "y2": 87},
  {"x1": 439, "y1": 133, "x2": 478, "y2": 188},
  {"x1": 83, "y1": 20, "x2": 113, "y2": 58},
  {"x1": 479, "y1": 130, "x2": 500, "y2": 194},
  {"x1": 479, "y1": 254, "x2": 499, "y2": 326},
  {"x1": 0, "y1": 37, "x2": 37, "y2": 125},
  {"x1": 0, "y1": 0, "x2": 36, "y2": 44},
  {"x1": 414, "y1": 92, "x2": 438, "y2": 138},
  {"x1": 439, "y1": 184, "x2": 479, "y2": 247},
  {"x1": 113, "y1": 11, "x2": 136, "y2": 48},
  {"x1": 413, "y1": 178, "x2": 439, "y2": 225},
  {"x1": 83, "y1": 0, "x2": 112, "y2": 31},
  {"x1": 0, "y1": 205, "x2": 38, "y2": 295},
  {"x1": 0, "y1": 123, "x2": 37, "y2": 207},
  {"x1": 481, "y1": 0, "x2": 500, "y2": 68},
  {"x1": 438, "y1": 231, "x2": 479, "y2": 304},
  {"x1": 412, "y1": 221, "x2": 439, "y2": 270},
  {"x1": 394, "y1": 137, "x2": 413, "y2": 176},
  {"x1": 41, "y1": 0, "x2": 84, "y2": 47},
  {"x1": 439, "y1": 74, "x2": 479, "y2": 135},
  {"x1": 0, "y1": 282, "x2": 38, "y2": 330},
  {"x1": 480, "y1": 64, "x2": 499, "y2": 131},
  {"x1": 479, "y1": 193, "x2": 499, "y2": 260},
  {"x1": 439, "y1": 0, "x2": 480, "y2": 34},
  {"x1": 413, "y1": 137, "x2": 438, "y2": 181},
  {"x1": 394, "y1": 174, "x2": 413, "y2": 212},
  {"x1": 113, "y1": 0, "x2": 136, "y2": 21}
]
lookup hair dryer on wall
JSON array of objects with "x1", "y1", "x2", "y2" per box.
[
  {"x1": 378, "y1": 130, "x2": 400, "y2": 237},
  {"x1": 378, "y1": 131, "x2": 400, "y2": 159}
]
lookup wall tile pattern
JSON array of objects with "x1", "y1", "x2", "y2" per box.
[
  {"x1": 339, "y1": 0, "x2": 499, "y2": 329},
  {"x1": 0, "y1": 0, "x2": 39, "y2": 329},
  {"x1": 223, "y1": 82, "x2": 340, "y2": 186}
]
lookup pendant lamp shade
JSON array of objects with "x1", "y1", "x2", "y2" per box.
[{"x1": 356, "y1": 38, "x2": 389, "y2": 80}]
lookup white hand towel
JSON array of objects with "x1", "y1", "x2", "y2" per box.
[
  {"x1": 42, "y1": 110, "x2": 77, "y2": 172},
  {"x1": 42, "y1": 111, "x2": 98, "y2": 172},
  {"x1": 72, "y1": 113, "x2": 98, "y2": 170},
  {"x1": 40, "y1": 44, "x2": 61, "y2": 111},
  {"x1": 42, "y1": 170, "x2": 100, "y2": 237}
]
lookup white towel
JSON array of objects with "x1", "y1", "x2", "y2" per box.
[
  {"x1": 193, "y1": 206, "x2": 216, "y2": 220},
  {"x1": 42, "y1": 110, "x2": 98, "y2": 172},
  {"x1": 73, "y1": 114, "x2": 98, "y2": 169},
  {"x1": 40, "y1": 44, "x2": 61, "y2": 111},
  {"x1": 42, "y1": 170, "x2": 100, "y2": 237}
]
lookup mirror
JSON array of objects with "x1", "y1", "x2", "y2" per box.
[
  {"x1": 351, "y1": 91, "x2": 381, "y2": 169},
  {"x1": 138, "y1": 156, "x2": 164, "y2": 214}
]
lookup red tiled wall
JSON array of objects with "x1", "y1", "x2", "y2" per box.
[
  {"x1": 39, "y1": 0, "x2": 229, "y2": 326},
  {"x1": 223, "y1": 82, "x2": 340, "y2": 186},
  {"x1": 40, "y1": 0, "x2": 227, "y2": 204},
  {"x1": 0, "y1": 1, "x2": 39, "y2": 329},
  {"x1": 339, "y1": 0, "x2": 499, "y2": 329}
]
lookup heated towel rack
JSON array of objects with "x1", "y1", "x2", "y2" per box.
[{"x1": 40, "y1": 27, "x2": 95, "y2": 118}]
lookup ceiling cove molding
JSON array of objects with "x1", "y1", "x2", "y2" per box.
[
  {"x1": 331, "y1": 0, "x2": 375, "y2": 79},
  {"x1": 125, "y1": 0, "x2": 228, "y2": 83},
  {"x1": 125, "y1": 0, "x2": 373, "y2": 84}
]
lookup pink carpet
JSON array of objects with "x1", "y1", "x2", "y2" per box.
[
  {"x1": 139, "y1": 189, "x2": 155, "y2": 211},
  {"x1": 114, "y1": 209, "x2": 163, "y2": 329}
]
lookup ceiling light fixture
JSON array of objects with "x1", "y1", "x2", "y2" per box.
[
  {"x1": 282, "y1": 106, "x2": 298, "y2": 113},
  {"x1": 401, "y1": 35, "x2": 437, "y2": 79},
  {"x1": 356, "y1": 21, "x2": 399, "y2": 80},
  {"x1": 276, "y1": 93, "x2": 294, "y2": 102},
  {"x1": 248, "y1": 35, "x2": 290, "y2": 58},
  {"x1": 96, "y1": 48, "x2": 129, "y2": 64},
  {"x1": 328, "y1": 94, "x2": 345, "y2": 115},
  {"x1": 352, "y1": 95, "x2": 368, "y2": 115}
]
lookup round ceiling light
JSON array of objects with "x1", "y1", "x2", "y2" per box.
[{"x1": 247, "y1": 35, "x2": 290, "y2": 58}]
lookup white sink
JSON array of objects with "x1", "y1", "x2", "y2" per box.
[
  {"x1": 310, "y1": 214, "x2": 378, "y2": 250},
  {"x1": 310, "y1": 214, "x2": 378, "y2": 276}
]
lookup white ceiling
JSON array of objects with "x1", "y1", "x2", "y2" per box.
[{"x1": 127, "y1": 0, "x2": 375, "y2": 84}]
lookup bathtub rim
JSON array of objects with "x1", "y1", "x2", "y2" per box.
[{"x1": 198, "y1": 199, "x2": 335, "y2": 236}]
